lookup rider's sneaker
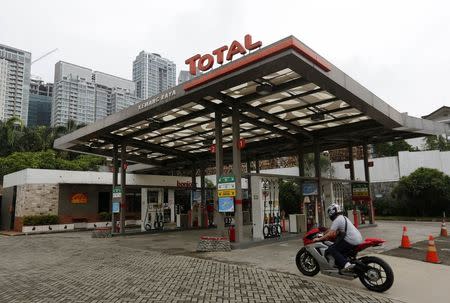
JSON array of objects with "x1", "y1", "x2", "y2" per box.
[{"x1": 342, "y1": 262, "x2": 355, "y2": 272}]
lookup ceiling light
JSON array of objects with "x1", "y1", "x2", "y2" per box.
[
  {"x1": 310, "y1": 112, "x2": 325, "y2": 121},
  {"x1": 256, "y1": 83, "x2": 273, "y2": 95}
]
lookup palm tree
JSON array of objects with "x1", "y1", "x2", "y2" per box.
[
  {"x1": 0, "y1": 116, "x2": 25, "y2": 156},
  {"x1": 52, "y1": 119, "x2": 86, "y2": 138},
  {"x1": 51, "y1": 119, "x2": 86, "y2": 160}
]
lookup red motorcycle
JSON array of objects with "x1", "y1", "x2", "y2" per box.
[{"x1": 296, "y1": 227, "x2": 394, "y2": 292}]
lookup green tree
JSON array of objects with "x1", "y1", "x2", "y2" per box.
[
  {"x1": 303, "y1": 153, "x2": 333, "y2": 177},
  {"x1": 0, "y1": 116, "x2": 25, "y2": 156},
  {"x1": 278, "y1": 180, "x2": 302, "y2": 216},
  {"x1": 374, "y1": 140, "x2": 414, "y2": 157},
  {"x1": 392, "y1": 167, "x2": 450, "y2": 216},
  {"x1": 0, "y1": 150, "x2": 105, "y2": 178},
  {"x1": 204, "y1": 178, "x2": 215, "y2": 188},
  {"x1": 423, "y1": 135, "x2": 450, "y2": 151}
]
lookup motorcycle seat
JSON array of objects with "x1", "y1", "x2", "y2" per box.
[{"x1": 355, "y1": 238, "x2": 385, "y2": 252}]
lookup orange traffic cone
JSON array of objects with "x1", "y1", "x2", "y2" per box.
[
  {"x1": 425, "y1": 235, "x2": 441, "y2": 264},
  {"x1": 400, "y1": 226, "x2": 412, "y2": 249},
  {"x1": 440, "y1": 220, "x2": 448, "y2": 237}
]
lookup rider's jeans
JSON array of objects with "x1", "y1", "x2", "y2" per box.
[{"x1": 327, "y1": 239, "x2": 355, "y2": 269}]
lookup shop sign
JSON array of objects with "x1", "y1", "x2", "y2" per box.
[
  {"x1": 218, "y1": 197, "x2": 235, "y2": 212},
  {"x1": 138, "y1": 89, "x2": 177, "y2": 110},
  {"x1": 218, "y1": 189, "x2": 236, "y2": 197},
  {"x1": 352, "y1": 183, "x2": 370, "y2": 201},
  {"x1": 71, "y1": 193, "x2": 88, "y2": 204},
  {"x1": 177, "y1": 180, "x2": 193, "y2": 188},
  {"x1": 185, "y1": 34, "x2": 262, "y2": 75},
  {"x1": 302, "y1": 182, "x2": 318, "y2": 196}
]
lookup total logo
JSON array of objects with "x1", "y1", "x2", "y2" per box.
[{"x1": 185, "y1": 34, "x2": 262, "y2": 76}]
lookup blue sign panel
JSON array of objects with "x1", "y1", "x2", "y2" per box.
[
  {"x1": 112, "y1": 202, "x2": 120, "y2": 214},
  {"x1": 303, "y1": 182, "x2": 318, "y2": 196},
  {"x1": 218, "y1": 197, "x2": 234, "y2": 213}
]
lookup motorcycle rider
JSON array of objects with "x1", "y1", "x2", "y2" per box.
[{"x1": 312, "y1": 203, "x2": 363, "y2": 271}]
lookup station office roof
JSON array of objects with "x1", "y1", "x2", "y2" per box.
[{"x1": 54, "y1": 36, "x2": 450, "y2": 173}]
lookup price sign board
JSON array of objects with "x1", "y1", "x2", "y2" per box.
[
  {"x1": 218, "y1": 176, "x2": 235, "y2": 183},
  {"x1": 112, "y1": 187, "x2": 122, "y2": 199},
  {"x1": 112, "y1": 186, "x2": 122, "y2": 214},
  {"x1": 218, "y1": 189, "x2": 236, "y2": 197},
  {"x1": 112, "y1": 202, "x2": 120, "y2": 213},
  {"x1": 351, "y1": 183, "x2": 370, "y2": 201},
  {"x1": 218, "y1": 183, "x2": 236, "y2": 190},
  {"x1": 218, "y1": 197, "x2": 235, "y2": 212}
]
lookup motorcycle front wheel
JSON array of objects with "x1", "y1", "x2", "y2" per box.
[
  {"x1": 296, "y1": 247, "x2": 320, "y2": 276},
  {"x1": 358, "y1": 256, "x2": 394, "y2": 292}
]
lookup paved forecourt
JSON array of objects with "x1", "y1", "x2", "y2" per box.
[{"x1": 0, "y1": 232, "x2": 392, "y2": 303}]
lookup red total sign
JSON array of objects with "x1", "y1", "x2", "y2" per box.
[{"x1": 185, "y1": 34, "x2": 262, "y2": 76}]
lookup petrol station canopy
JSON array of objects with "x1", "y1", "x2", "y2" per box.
[{"x1": 54, "y1": 36, "x2": 450, "y2": 173}]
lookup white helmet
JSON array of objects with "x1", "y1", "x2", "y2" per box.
[{"x1": 327, "y1": 203, "x2": 342, "y2": 221}]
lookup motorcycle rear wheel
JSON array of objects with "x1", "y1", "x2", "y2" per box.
[
  {"x1": 296, "y1": 247, "x2": 320, "y2": 276},
  {"x1": 358, "y1": 256, "x2": 394, "y2": 292}
]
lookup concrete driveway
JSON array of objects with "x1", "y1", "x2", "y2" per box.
[
  {"x1": 0, "y1": 220, "x2": 446, "y2": 303},
  {"x1": 200, "y1": 220, "x2": 448, "y2": 303},
  {"x1": 100, "y1": 220, "x2": 448, "y2": 303}
]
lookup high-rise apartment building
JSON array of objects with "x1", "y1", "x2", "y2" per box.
[
  {"x1": 28, "y1": 78, "x2": 53, "y2": 127},
  {"x1": 132, "y1": 52, "x2": 176, "y2": 100},
  {"x1": 0, "y1": 43, "x2": 31, "y2": 125},
  {"x1": 52, "y1": 61, "x2": 137, "y2": 126},
  {"x1": 178, "y1": 70, "x2": 196, "y2": 84}
]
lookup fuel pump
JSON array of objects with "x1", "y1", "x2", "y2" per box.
[{"x1": 141, "y1": 188, "x2": 164, "y2": 232}]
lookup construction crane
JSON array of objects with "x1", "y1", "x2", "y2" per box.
[{"x1": 31, "y1": 48, "x2": 58, "y2": 65}]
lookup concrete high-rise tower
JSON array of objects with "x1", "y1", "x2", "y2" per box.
[
  {"x1": 0, "y1": 43, "x2": 31, "y2": 125},
  {"x1": 52, "y1": 61, "x2": 137, "y2": 127},
  {"x1": 132, "y1": 52, "x2": 176, "y2": 100}
]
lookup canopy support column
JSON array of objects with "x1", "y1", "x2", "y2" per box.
[
  {"x1": 112, "y1": 144, "x2": 119, "y2": 233},
  {"x1": 200, "y1": 166, "x2": 206, "y2": 227},
  {"x1": 298, "y1": 145, "x2": 305, "y2": 213},
  {"x1": 314, "y1": 141, "x2": 323, "y2": 227},
  {"x1": 191, "y1": 163, "x2": 197, "y2": 193},
  {"x1": 120, "y1": 145, "x2": 127, "y2": 234},
  {"x1": 363, "y1": 144, "x2": 375, "y2": 224},
  {"x1": 214, "y1": 112, "x2": 224, "y2": 233},
  {"x1": 232, "y1": 105, "x2": 244, "y2": 243},
  {"x1": 348, "y1": 144, "x2": 355, "y2": 181},
  {"x1": 246, "y1": 157, "x2": 252, "y2": 210}
]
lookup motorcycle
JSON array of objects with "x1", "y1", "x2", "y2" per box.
[{"x1": 295, "y1": 227, "x2": 394, "y2": 292}]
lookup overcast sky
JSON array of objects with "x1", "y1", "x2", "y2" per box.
[{"x1": 1, "y1": 0, "x2": 449, "y2": 117}]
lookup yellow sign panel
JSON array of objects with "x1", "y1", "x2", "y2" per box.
[{"x1": 218, "y1": 189, "x2": 236, "y2": 197}]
